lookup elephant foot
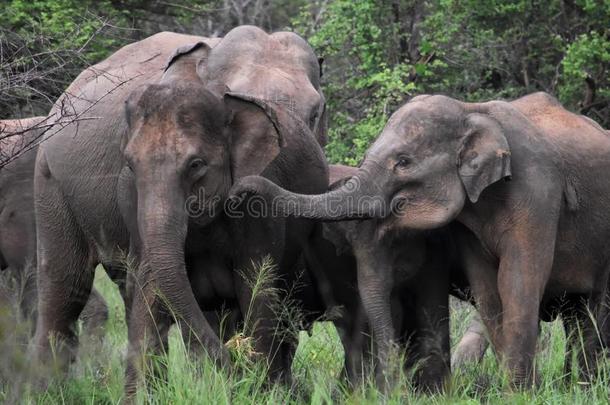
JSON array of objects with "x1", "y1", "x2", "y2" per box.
[
  {"x1": 413, "y1": 364, "x2": 449, "y2": 394},
  {"x1": 180, "y1": 326, "x2": 231, "y2": 368},
  {"x1": 508, "y1": 368, "x2": 539, "y2": 391},
  {"x1": 25, "y1": 331, "x2": 78, "y2": 398},
  {"x1": 31, "y1": 328, "x2": 78, "y2": 371},
  {"x1": 451, "y1": 326, "x2": 489, "y2": 369}
]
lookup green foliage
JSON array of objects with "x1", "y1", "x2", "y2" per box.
[
  {"x1": 1, "y1": 0, "x2": 608, "y2": 156},
  {"x1": 292, "y1": 321, "x2": 344, "y2": 390},
  {"x1": 5, "y1": 269, "x2": 610, "y2": 403},
  {"x1": 295, "y1": 0, "x2": 609, "y2": 163},
  {"x1": 294, "y1": 0, "x2": 425, "y2": 164},
  {"x1": 560, "y1": 31, "x2": 610, "y2": 108},
  {"x1": 1, "y1": 0, "x2": 127, "y2": 62},
  {"x1": 0, "y1": 0, "x2": 130, "y2": 116}
]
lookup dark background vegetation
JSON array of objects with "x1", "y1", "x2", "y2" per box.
[{"x1": 1, "y1": 0, "x2": 608, "y2": 163}]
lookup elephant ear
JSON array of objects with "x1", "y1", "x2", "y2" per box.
[
  {"x1": 458, "y1": 113, "x2": 512, "y2": 203},
  {"x1": 161, "y1": 42, "x2": 211, "y2": 83},
  {"x1": 224, "y1": 92, "x2": 302, "y2": 180}
]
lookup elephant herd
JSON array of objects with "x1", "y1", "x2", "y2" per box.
[{"x1": 1, "y1": 25, "x2": 610, "y2": 398}]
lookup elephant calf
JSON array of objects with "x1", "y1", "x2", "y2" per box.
[
  {"x1": 291, "y1": 164, "x2": 472, "y2": 391},
  {"x1": 232, "y1": 92, "x2": 610, "y2": 388},
  {"x1": 0, "y1": 117, "x2": 108, "y2": 335}
]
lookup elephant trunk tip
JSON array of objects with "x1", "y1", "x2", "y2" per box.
[{"x1": 228, "y1": 175, "x2": 273, "y2": 203}]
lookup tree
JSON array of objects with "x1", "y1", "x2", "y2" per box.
[
  {"x1": 1, "y1": 0, "x2": 608, "y2": 165},
  {"x1": 294, "y1": 0, "x2": 609, "y2": 163}
]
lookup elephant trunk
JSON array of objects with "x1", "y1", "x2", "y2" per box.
[
  {"x1": 138, "y1": 180, "x2": 194, "y2": 312},
  {"x1": 136, "y1": 178, "x2": 227, "y2": 360},
  {"x1": 230, "y1": 165, "x2": 390, "y2": 221}
]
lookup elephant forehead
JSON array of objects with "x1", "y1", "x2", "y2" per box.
[
  {"x1": 224, "y1": 67, "x2": 320, "y2": 116},
  {"x1": 212, "y1": 28, "x2": 316, "y2": 75},
  {"x1": 128, "y1": 121, "x2": 198, "y2": 162},
  {"x1": 385, "y1": 108, "x2": 461, "y2": 146}
]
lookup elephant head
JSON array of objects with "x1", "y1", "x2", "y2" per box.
[
  {"x1": 200, "y1": 25, "x2": 327, "y2": 146},
  {"x1": 231, "y1": 95, "x2": 512, "y2": 233},
  {"x1": 122, "y1": 41, "x2": 301, "y2": 299}
]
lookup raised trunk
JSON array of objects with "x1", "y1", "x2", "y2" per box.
[{"x1": 231, "y1": 166, "x2": 389, "y2": 221}]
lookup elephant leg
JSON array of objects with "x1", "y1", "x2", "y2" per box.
[
  {"x1": 412, "y1": 277, "x2": 450, "y2": 393},
  {"x1": 231, "y1": 216, "x2": 288, "y2": 380},
  {"x1": 577, "y1": 296, "x2": 604, "y2": 383},
  {"x1": 124, "y1": 277, "x2": 172, "y2": 399},
  {"x1": 202, "y1": 310, "x2": 222, "y2": 340},
  {"x1": 560, "y1": 296, "x2": 581, "y2": 383},
  {"x1": 340, "y1": 305, "x2": 369, "y2": 383},
  {"x1": 561, "y1": 294, "x2": 605, "y2": 383},
  {"x1": 234, "y1": 265, "x2": 286, "y2": 378},
  {"x1": 451, "y1": 309, "x2": 489, "y2": 369},
  {"x1": 497, "y1": 238, "x2": 555, "y2": 388},
  {"x1": 600, "y1": 290, "x2": 610, "y2": 352},
  {"x1": 213, "y1": 305, "x2": 242, "y2": 343},
  {"x1": 80, "y1": 288, "x2": 109, "y2": 338},
  {"x1": 225, "y1": 305, "x2": 242, "y2": 341},
  {"x1": 457, "y1": 232, "x2": 503, "y2": 352},
  {"x1": 354, "y1": 247, "x2": 395, "y2": 387},
  {"x1": 33, "y1": 176, "x2": 96, "y2": 369}
]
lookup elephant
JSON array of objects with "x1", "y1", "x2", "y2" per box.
[
  {"x1": 303, "y1": 164, "x2": 460, "y2": 391},
  {"x1": 199, "y1": 25, "x2": 327, "y2": 146},
  {"x1": 451, "y1": 310, "x2": 489, "y2": 369},
  {"x1": 250, "y1": 163, "x2": 477, "y2": 391},
  {"x1": 0, "y1": 117, "x2": 108, "y2": 335},
  {"x1": 32, "y1": 26, "x2": 328, "y2": 396},
  {"x1": 300, "y1": 165, "x2": 369, "y2": 381},
  {"x1": 230, "y1": 92, "x2": 610, "y2": 388}
]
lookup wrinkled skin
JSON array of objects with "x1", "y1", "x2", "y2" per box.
[
  {"x1": 34, "y1": 26, "x2": 327, "y2": 396},
  {"x1": 119, "y1": 27, "x2": 326, "y2": 386},
  {"x1": 201, "y1": 25, "x2": 327, "y2": 146},
  {"x1": 451, "y1": 311, "x2": 489, "y2": 369},
  {"x1": 33, "y1": 32, "x2": 225, "y2": 394},
  {"x1": 268, "y1": 164, "x2": 470, "y2": 391},
  {"x1": 0, "y1": 118, "x2": 108, "y2": 335},
  {"x1": 232, "y1": 92, "x2": 610, "y2": 388},
  {"x1": 451, "y1": 125, "x2": 610, "y2": 370},
  {"x1": 301, "y1": 165, "x2": 369, "y2": 382}
]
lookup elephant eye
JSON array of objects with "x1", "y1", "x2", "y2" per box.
[
  {"x1": 395, "y1": 156, "x2": 411, "y2": 170},
  {"x1": 188, "y1": 158, "x2": 207, "y2": 173}
]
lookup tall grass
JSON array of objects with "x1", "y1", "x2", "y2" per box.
[{"x1": 3, "y1": 266, "x2": 610, "y2": 404}]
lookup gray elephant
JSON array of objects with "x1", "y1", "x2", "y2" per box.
[
  {"x1": 32, "y1": 26, "x2": 328, "y2": 396},
  {"x1": 0, "y1": 117, "x2": 108, "y2": 335},
  {"x1": 254, "y1": 164, "x2": 473, "y2": 391},
  {"x1": 301, "y1": 165, "x2": 369, "y2": 382},
  {"x1": 451, "y1": 310, "x2": 489, "y2": 369},
  {"x1": 231, "y1": 92, "x2": 610, "y2": 388}
]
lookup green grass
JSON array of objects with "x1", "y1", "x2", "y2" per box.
[{"x1": 3, "y1": 267, "x2": 610, "y2": 404}]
